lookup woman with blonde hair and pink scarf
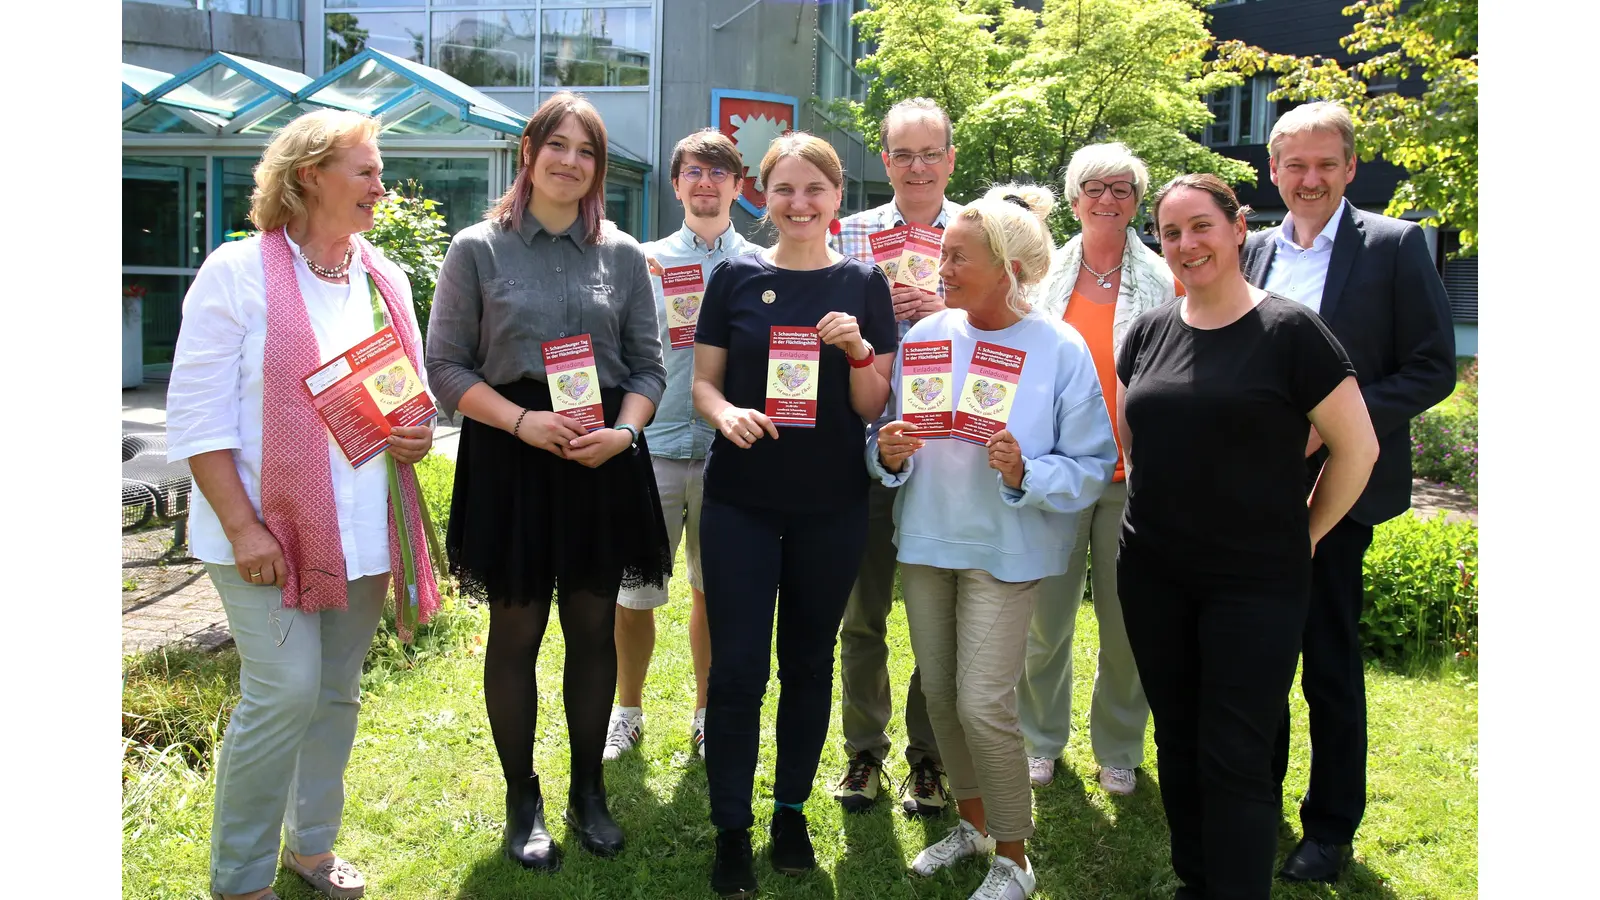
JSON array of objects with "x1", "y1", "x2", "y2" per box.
[{"x1": 167, "y1": 109, "x2": 440, "y2": 900}]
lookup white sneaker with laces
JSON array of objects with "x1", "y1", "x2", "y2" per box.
[
  {"x1": 910, "y1": 818, "x2": 996, "y2": 876},
  {"x1": 602, "y1": 707, "x2": 643, "y2": 761},
  {"x1": 1027, "y1": 756, "x2": 1055, "y2": 788},
  {"x1": 690, "y1": 707, "x2": 706, "y2": 759},
  {"x1": 1098, "y1": 766, "x2": 1136, "y2": 795},
  {"x1": 969, "y1": 855, "x2": 1036, "y2": 900}
]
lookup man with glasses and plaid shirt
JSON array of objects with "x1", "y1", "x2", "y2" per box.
[
  {"x1": 829, "y1": 97, "x2": 964, "y2": 818},
  {"x1": 604, "y1": 129, "x2": 763, "y2": 765}
]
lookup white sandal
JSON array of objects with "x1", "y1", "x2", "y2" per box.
[{"x1": 280, "y1": 846, "x2": 366, "y2": 899}]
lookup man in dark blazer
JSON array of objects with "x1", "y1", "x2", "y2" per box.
[{"x1": 1240, "y1": 102, "x2": 1457, "y2": 883}]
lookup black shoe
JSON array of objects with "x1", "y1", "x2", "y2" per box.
[
  {"x1": 565, "y1": 775, "x2": 625, "y2": 857},
  {"x1": 711, "y1": 829, "x2": 758, "y2": 898},
  {"x1": 768, "y1": 807, "x2": 816, "y2": 875},
  {"x1": 503, "y1": 774, "x2": 561, "y2": 871},
  {"x1": 1277, "y1": 837, "x2": 1352, "y2": 883}
]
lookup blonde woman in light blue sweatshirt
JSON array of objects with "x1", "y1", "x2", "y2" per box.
[{"x1": 867, "y1": 184, "x2": 1117, "y2": 900}]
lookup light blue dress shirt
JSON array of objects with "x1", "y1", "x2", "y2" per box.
[
  {"x1": 641, "y1": 221, "x2": 763, "y2": 459},
  {"x1": 1263, "y1": 198, "x2": 1347, "y2": 315}
]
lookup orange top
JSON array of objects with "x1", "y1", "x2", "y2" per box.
[{"x1": 1062, "y1": 292, "x2": 1124, "y2": 482}]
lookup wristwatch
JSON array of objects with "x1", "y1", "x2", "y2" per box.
[
  {"x1": 847, "y1": 340, "x2": 876, "y2": 369},
  {"x1": 615, "y1": 423, "x2": 640, "y2": 449}
]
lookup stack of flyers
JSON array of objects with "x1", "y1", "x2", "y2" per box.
[
  {"x1": 952, "y1": 341, "x2": 1027, "y2": 445},
  {"x1": 661, "y1": 264, "x2": 705, "y2": 350},
  {"x1": 304, "y1": 327, "x2": 439, "y2": 467},
  {"x1": 899, "y1": 340, "x2": 953, "y2": 438},
  {"x1": 766, "y1": 326, "x2": 821, "y2": 428},
  {"x1": 541, "y1": 334, "x2": 606, "y2": 431},
  {"x1": 866, "y1": 224, "x2": 943, "y2": 291}
]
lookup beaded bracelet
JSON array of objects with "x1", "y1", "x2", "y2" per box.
[{"x1": 512, "y1": 408, "x2": 530, "y2": 438}]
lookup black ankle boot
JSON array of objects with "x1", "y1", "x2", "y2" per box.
[
  {"x1": 565, "y1": 772, "x2": 624, "y2": 857},
  {"x1": 504, "y1": 774, "x2": 561, "y2": 871},
  {"x1": 769, "y1": 807, "x2": 816, "y2": 874},
  {"x1": 710, "y1": 828, "x2": 758, "y2": 898}
]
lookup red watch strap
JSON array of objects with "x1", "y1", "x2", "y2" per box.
[{"x1": 848, "y1": 347, "x2": 876, "y2": 369}]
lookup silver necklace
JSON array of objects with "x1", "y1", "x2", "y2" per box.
[
  {"x1": 301, "y1": 242, "x2": 355, "y2": 279},
  {"x1": 1082, "y1": 258, "x2": 1122, "y2": 289}
]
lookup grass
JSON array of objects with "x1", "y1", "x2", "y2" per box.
[{"x1": 123, "y1": 550, "x2": 1478, "y2": 899}]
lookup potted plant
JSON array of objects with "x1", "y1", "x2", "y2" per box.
[{"x1": 123, "y1": 284, "x2": 145, "y2": 389}]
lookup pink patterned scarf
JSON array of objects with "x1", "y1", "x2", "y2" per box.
[{"x1": 258, "y1": 227, "x2": 441, "y2": 634}]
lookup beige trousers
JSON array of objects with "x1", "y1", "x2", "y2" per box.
[{"x1": 901, "y1": 563, "x2": 1041, "y2": 841}]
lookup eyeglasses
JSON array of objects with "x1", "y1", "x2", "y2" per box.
[
  {"x1": 887, "y1": 149, "x2": 948, "y2": 168},
  {"x1": 1081, "y1": 179, "x2": 1137, "y2": 200},
  {"x1": 680, "y1": 166, "x2": 732, "y2": 184}
]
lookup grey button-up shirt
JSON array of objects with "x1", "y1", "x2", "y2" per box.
[
  {"x1": 425, "y1": 211, "x2": 667, "y2": 418},
  {"x1": 641, "y1": 221, "x2": 763, "y2": 459}
]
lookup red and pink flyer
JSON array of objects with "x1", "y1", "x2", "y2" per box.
[
  {"x1": 868, "y1": 226, "x2": 909, "y2": 283},
  {"x1": 541, "y1": 334, "x2": 606, "y2": 432},
  {"x1": 952, "y1": 341, "x2": 1027, "y2": 445},
  {"x1": 303, "y1": 327, "x2": 438, "y2": 468},
  {"x1": 766, "y1": 326, "x2": 821, "y2": 428},
  {"x1": 896, "y1": 224, "x2": 944, "y2": 291},
  {"x1": 661, "y1": 264, "x2": 705, "y2": 350},
  {"x1": 899, "y1": 340, "x2": 953, "y2": 438}
]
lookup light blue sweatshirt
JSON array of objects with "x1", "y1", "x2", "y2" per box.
[{"x1": 867, "y1": 308, "x2": 1118, "y2": 583}]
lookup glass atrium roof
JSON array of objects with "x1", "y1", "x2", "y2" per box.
[{"x1": 123, "y1": 50, "x2": 525, "y2": 140}]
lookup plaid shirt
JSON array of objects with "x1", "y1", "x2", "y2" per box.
[{"x1": 831, "y1": 196, "x2": 964, "y2": 426}]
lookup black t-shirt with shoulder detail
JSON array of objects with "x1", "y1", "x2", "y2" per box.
[
  {"x1": 695, "y1": 252, "x2": 897, "y2": 513},
  {"x1": 1116, "y1": 293, "x2": 1355, "y2": 578}
]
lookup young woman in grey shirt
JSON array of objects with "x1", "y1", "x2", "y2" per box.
[{"x1": 424, "y1": 92, "x2": 670, "y2": 872}]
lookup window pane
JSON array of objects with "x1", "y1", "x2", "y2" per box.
[
  {"x1": 217, "y1": 157, "x2": 258, "y2": 246},
  {"x1": 605, "y1": 179, "x2": 637, "y2": 239},
  {"x1": 326, "y1": 11, "x2": 427, "y2": 71},
  {"x1": 312, "y1": 57, "x2": 416, "y2": 112},
  {"x1": 326, "y1": 0, "x2": 423, "y2": 7},
  {"x1": 541, "y1": 8, "x2": 652, "y2": 87},
  {"x1": 432, "y1": 10, "x2": 539, "y2": 88},
  {"x1": 241, "y1": 102, "x2": 319, "y2": 134},
  {"x1": 123, "y1": 157, "x2": 207, "y2": 269},
  {"x1": 381, "y1": 156, "x2": 492, "y2": 237},
  {"x1": 123, "y1": 105, "x2": 210, "y2": 135},
  {"x1": 383, "y1": 102, "x2": 476, "y2": 136},
  {"x1": 124, "y1": 273, "x2": 193, "y2": 367}
]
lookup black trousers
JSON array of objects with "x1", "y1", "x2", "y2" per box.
[
  {"x1": 1119, "y1": 545, "x2": 1310, "y2": 900},
  {"x1": 701, "y1": 495, "x2": 869, "y2": 832},
  {"x1": 1271, "y1": 514, "x2": 1375, "y2": 844}
]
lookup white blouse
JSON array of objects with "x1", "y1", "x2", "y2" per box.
[{"x1": 165, "y1": 234, "x2": 428, "y2": 579}]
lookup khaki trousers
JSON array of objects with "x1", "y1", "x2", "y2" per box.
[
  {"x1": 1018, "y1": 480, "x2": 1150, "y2": 768},
  {"x1": 901, "y1": 563, "x2": 1040, "y2": 841}
]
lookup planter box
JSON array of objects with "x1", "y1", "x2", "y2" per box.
[{"x1": 123, "y1": 297, "x2": 144, "y2": 389}]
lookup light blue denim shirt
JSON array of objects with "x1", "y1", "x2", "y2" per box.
[{"x1": 642, "y1": 221, "x2": 764, "y2": 459}]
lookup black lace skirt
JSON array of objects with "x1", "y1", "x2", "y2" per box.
[{"x1": 446, "y1": 380, "x2": 671, "y2": 605}]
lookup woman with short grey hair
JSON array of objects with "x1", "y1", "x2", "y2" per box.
[{"x1": 1018, "y1": 141, "x2": 1178, "y2": 797}]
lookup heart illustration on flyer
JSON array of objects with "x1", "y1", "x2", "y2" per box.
[
  {"x1": 373, "y1": 366, "x2": 408, "y2": 398},
  {"x1": 672, "y1": 294, "x2": 701, "y2": 321},
  {"x1": 972, "y1": 379, "x2": 1006, "y2": 410},
  {"x1": 557, "y1": 371, "x2": 592, "y2": 401},
  {"x1": 907, "y1": 253, "x2": 935, "y2": 283},
  {"x1": 777, "y1": 362, "x2": 811, "y2": 391}
]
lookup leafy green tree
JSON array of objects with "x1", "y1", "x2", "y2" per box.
[
  {"x1": 830, "y1": 0, "x2": 1256, "y2": 239},
  {"x1": 367, "y1": 181, "x2": 451, "y2": 343},
  {"x1": 1214, "y1": 0, "x2": 1478, "y2": 256}
]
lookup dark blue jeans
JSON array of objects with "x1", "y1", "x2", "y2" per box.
[{"x1": 701, "y1": 495, "x2": 869, "y2": 831}]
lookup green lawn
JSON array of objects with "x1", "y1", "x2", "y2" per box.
[{"x1": 123, "y1": 550, "x2": 1478, "y2": 899}]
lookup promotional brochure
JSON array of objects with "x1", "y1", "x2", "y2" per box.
[
  {"x1": 765, "y1": 326, "x2": 821, "y2": 428},
  {"x1": 304, "y1": 326, "x2": 439, "y2": 468},
  {"x1": 660, "y1": 264, "x2": 705, "y2": 350},
  {"x1": 899, "y1": 340, "x2": 953, "y2": 438},
  {"x1": 542, "y1": 334, "x2": 606, "y2": 431},
  {"x1": 952, "y1": 340, "x2": 1026, "y2": 445}
]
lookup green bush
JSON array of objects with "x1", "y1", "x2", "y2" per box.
[
  {"x1": 1361, "y1": 512, "x2": 1477, "y2": 668},
  {"x1": 1412, "y1": 358, "x2": 1477, "y2": 500},
  {"x1": 367, "y1": 180, "x2": 450, "y2": 344}
]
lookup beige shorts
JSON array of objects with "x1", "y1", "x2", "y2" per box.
[{"x1": 618, "y1": 455, "x2": 705, "y2": 610}]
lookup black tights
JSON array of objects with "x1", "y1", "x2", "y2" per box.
[{"x1": 484, "y1": 584, "x2": 619, "y2": 793}]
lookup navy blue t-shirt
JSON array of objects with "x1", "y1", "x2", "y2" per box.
[{"x1": 695, "y1": 252, "x2": 897, "y2": 512}]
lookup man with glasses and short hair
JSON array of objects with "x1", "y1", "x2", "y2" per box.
[
  {"x1": 604, "y1": 128, "x2": 762, "y2": 763},
  {"x1": 829, "y1": 97, "x2": 962, "y2": 818}
]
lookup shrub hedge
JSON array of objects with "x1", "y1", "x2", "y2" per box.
[
  {"x1": 1412, "y1": 359, "x2": 1478, "y2": 500},
  {"x1": 1361, "y1": 511, "x2": 1478, "y2": 667}
]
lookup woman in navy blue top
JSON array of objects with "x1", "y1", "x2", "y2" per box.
[{"x1": 692, "y1": 133, "x2": 896, "y2": 898}]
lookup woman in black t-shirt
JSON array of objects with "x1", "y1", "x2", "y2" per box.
[
  {"x1": 691, "y1": 133, "x2": 896, "y2": 898},
  {"x1": 1114, "y1": 174, "x2": 1377, "y2": 900}
]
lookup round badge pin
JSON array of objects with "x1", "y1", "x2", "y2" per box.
[{"x1": 761, "y1": 289, "x2": 776, "y2": 304}]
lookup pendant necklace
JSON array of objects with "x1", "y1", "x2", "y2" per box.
[{"x1": 1082, "y1": 259, "x2": 1122, "y2": 289}]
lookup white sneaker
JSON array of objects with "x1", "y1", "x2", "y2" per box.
[
  {"x1": 969, "y1": 855, "x2": 1036, "y2": 900},
  {"x1": 1098, "y1": 766, "x2": 1136, "y2": 795},
  {"x1": 602, "y1": 707, "x2": 643, "y2": 761},
  {"x1": 910, "y1": 818, "x2": 995, "y2": 876},
  {"x1": 1027, "y1": 756, "x2": 1056, "y2": 788},
  {"x1": 690, "y1": 707, "x2": 706, "y2": 759}
]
